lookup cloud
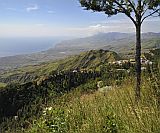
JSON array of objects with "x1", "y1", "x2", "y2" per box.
[
  {"x1": 47, "y1": 10, "x2": 55, "y2": 14},
  {"x1": 64, "y1": 22, "x2": 135, "y2": 37},
  {"x1": 0, "y1": 23, "x2": 134, "y2": 38},
  {"x1": 26, "y1": 4, "x2": 39, "y2": 12},
  {"x1": 89, "y1": 24, "x2": 103, "y2": 28},
  {"x1": 89, "y1": 24, "x2": 107, "y2": 29},
  {"x1": 0, "y1": 18, "x2": 159, "y2": 38}
]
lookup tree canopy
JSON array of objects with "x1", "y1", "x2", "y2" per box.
[
  {"x1": 80, "y1": 0, "x2": 160, "y2": 26},
  {"x1": 80, "y1": 0, "x2": 160, "y2": 103}
]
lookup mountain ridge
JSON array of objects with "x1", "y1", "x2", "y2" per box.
[
  {"x1": 0, "y1": 32, "x2": 160, "y2": 70},
  {"x1": 0, "y1": 49, "x2": 120, "y2": 84}
]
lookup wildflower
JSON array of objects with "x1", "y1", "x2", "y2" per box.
[
  {"x1": 14, "y1": 116, "x2": 18, "y2": 120},
  {"x1": 48, "y1": 107, "x2": 53, "y2": 111},
  {"x1": 45, "y1": 106, "x2": 53, "y2": 111}
]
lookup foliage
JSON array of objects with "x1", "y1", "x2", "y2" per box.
[
  {"x1": 0, "y1": 82, "x2": 6, "y2": 88},
  {"x1": 80, "y1": 0, "x2": 160, "y2": 22},
  {"x1": 26, "y1": 76, "x2": 160, "y2": 133},
  {"x1": 0, "y1": 48, "x2": 159, "y2": 132},
  {"x1": 0, "y1": 50, "x2": 119, "y2": 84},
  {"x1": 0, "y1": 70, "x2": 101, "y2": 132},
  {"x1": 43, "y1": 108, "x2": 67, "y2": 133},
  {"x1": 103, "y1": 115, "x2": 118, "y2": 133},
  {"x1": 80, "y1": 0, "x2": 160, "y2": 103}
]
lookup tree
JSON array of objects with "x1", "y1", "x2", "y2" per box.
[{"x1": 79, "y1": 0, "x2": 160, "y2": 103}]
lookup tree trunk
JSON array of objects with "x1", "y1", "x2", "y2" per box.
[{"x1": 135, "y1": 24, "x2": 141, "y2": 103}]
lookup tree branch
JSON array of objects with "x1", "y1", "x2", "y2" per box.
[
  {"x1": 114, "y1": 1, "x2": 137, "y2": 25},
  {"x1": 141, "y1": 8, "x2": 148, "y2": 17},
  {"x1": 141, "y1": 0, "x2": 154, "y2": 17},
  {"x1": 141, "y1": 8, "x2": 160, "y2": 23},
  {"x1": 127, "y1": 0, "x2": 137, "y2": 15}
]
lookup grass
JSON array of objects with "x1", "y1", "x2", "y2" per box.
[
  {"x1": 26, "y1": 76, "x2": 160, "y2": 133},
  {"x1": 1, "y1": 49, "x2": 159, "y2": 133},
  {"x1": 0, "y1": 50, "x2": 119, "y2": 84},
  {"x1": 0, "y1": 82, "x2": 7, "y2": 88}
]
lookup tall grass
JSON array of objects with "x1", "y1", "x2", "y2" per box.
[
  {"x1": 27, "y1": 75, "x2": 160, "y2": 133},
  {"x1": 0, "y1": 82, "x2": 6, "y2": 88}
]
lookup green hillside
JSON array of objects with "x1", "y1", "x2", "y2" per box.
[
  {"x1": 0, "y1": 82, "x2": 6, "y2": 88},
  {"x1": 103, "y1": 37, "x2": 160, "y2": 58},
  {"x1": 0, "y1": 49, "x2": 159, "y2": 133},
  {"x1": 0, "y1": 32, "x2": 159, "y2": 71},
  {"x1": 0, "y1": 50, "x2": 120, "y2": 84}
]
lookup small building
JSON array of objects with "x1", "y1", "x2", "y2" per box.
[
  {"x1": 130, "y1": 59, "x2": 135, "y2": 64},
  {"x1": 116, "y1": 61, "x2": 122, "y2": 65}
]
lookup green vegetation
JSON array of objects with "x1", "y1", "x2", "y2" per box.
[
  {"x1": 26, "y1": 78, "x2": 160, "y2": 133},
  {"x1": 80, "y1": 0, "x2": 160, "y2": 103},
  {"x1": 0, "y1": 32, "x2": 160, "y2": 71},
  {"x1": 0, "y1": 82, "x2": 6, "y2": 88},
  {"x1": 0, "y1": 70, "x2": 100, "y2": 119},
  {"x1": 0, "y1": 50, "x2": 119, "y2": 84},
  {"x1": 27, "y1": 53, "x2": 160, "y2": 132},
  {"x1": 0, "y1": 49, "x2": 159, "y2": 133},
  {"x1": 118, "y1": 38, "x2": 160, "y2": 58}
]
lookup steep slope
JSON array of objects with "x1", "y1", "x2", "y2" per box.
[
  {"x1": 0, "y1": 49, "x2": 159, "y2": 133},
  {"x1": 103, "y1": 36, "x2": 160, "y2": 57},
  {"x1": 0, "y1": 32, "x2": 159, "y2": 70},
  {"x1": 0, "y1": 50, "x2": 120, "y2": 84},
  {"x1": 54, "y1": 32, "x2": 134, "y2": 50},
  {"x1": 55, "y1": 32, "x2": 160, "y2": 52},
  {"x1": 0, "y1": 50, "x2": 118, "y2": 129},
  {"x1": 55, "y1": 49, "x2": 120, "y2": 71}
]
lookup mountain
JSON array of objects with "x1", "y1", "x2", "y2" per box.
[
  {"x1": 0, "y1": 49, "x2": 120, "y2": 126},
  {"x1": 0, "y1": 32, "x2": 160, "y2": 70},
  {"x1": 54, "y1": 32, "x2": 160, "y2": 51},
  {"x1": 0, "y1": 48, "x2": 159, "y2": 133},
  {"x1": 54, "y1": 32, "x2": 134, "y2": 50},
  {"x1": 0, "y1": 49, "x2": 120, "y2": 84}
]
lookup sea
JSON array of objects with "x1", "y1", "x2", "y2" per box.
[{"x1": 0, "y1": 37, "x2": 61, "y2": 57}]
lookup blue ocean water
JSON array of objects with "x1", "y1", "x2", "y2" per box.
[{"x1": 0, "y1": 37, "x2": 60, "y2": 57}]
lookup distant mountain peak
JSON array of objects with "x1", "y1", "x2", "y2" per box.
[{"x1": 0, "y1": 32, "x2": 160, "y2": 70}]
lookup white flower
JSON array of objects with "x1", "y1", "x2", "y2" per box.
[
  {"x1": 14, "y1": 116, "x2": 18, "y2": 120},
  {"x1": 48, "y1": 107, "x2": 53, "y2": 111}
]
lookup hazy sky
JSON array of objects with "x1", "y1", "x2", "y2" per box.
[{"x1": 0, "y1": 0, "x2": 160, "y2": 37}]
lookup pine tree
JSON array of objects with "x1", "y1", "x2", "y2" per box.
[{"x1": 80, "y1": 0, "x2": 160, "y2": 103}]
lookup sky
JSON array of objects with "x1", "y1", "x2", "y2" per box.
[{"x1": 0, "y1": 0, "x2": 160, "y2": 38}]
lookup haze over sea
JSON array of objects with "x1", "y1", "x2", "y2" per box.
[{"x1": 0, "y1": 37, "x2": 62, "y2": 57}]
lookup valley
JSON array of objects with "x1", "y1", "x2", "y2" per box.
[
  {"x1": 0, "y1": 32, "x2": 160, "y2": 71},
  {"x1": 0, "y1": 0, "x2": 160, "y2": 132},
  {"x1": 0, "y1": 50, "x2": 120, "y2": 84},
  {"x1": 0, "y1": 47, "x2": 159, "y2": 133}
]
